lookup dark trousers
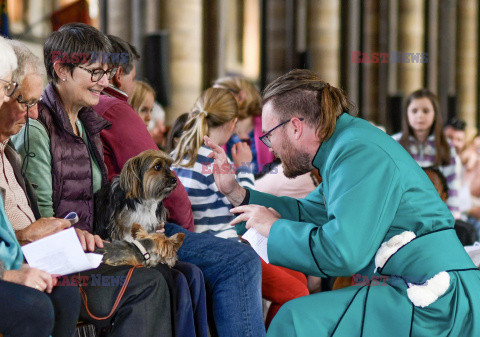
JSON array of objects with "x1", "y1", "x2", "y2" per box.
[
  {"x1": 172, "y1": 261, "x2": 208, "y2": 337},
  {"x1": 77, "y1": 263, "x2": 172, "y2": 337},
  {"x1": 0, "y1": 279, "x2": 80, "y2": 337}
]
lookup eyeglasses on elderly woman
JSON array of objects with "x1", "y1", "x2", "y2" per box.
[{"x1": 0, "y1": 78, "x2": 18, "y2": 97}]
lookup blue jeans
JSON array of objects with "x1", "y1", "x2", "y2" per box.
[{"x1": 165, "y1": 223, "x2": 265, "y2": 337}]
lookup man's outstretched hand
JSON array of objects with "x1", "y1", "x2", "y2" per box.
[{"x1": 204, "y1": 136, "x2": 246, "y2": 206}]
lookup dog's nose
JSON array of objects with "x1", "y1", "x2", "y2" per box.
[{"x1": 169, "y1": 177, "x2": 177, "y2": 185}]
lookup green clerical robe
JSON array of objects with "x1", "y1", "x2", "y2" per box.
[{"x1": 249, "y1": 113, "x2": 480, "y2": 336}]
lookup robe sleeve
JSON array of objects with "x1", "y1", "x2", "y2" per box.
[{"x1": 259, "y1": 142, "x2": 404, "y2": 277}]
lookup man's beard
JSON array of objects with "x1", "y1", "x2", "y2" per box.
[{"x1": 280, "y1": 137, "x2": 313, "y2": 178}]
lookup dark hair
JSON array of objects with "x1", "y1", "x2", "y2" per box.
[
  {"x1": 262, "y1": 69, "x2": 357, "y2": 142},
  {"x1": 107, "y1": 34, "x2": 140, "y2": 74},
  {"x1": 399, "y1": 89, "x2": 451, "y2": 166},
  {"x1": 44, "y1": 22, "x2": 113, "y2": 83},
  {"x1": 423, "y1": 166, "x2": 449, "y2": 199},
  {"x1": 165, "y1": 113, "x2": 189, "y2": 153},
  {"x1": 446, "y1": 117, "x2": 466, "y2": 131}
]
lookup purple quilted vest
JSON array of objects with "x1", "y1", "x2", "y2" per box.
[{"x1": 37, "y1": 84, "x2": 111, "y2": 232}]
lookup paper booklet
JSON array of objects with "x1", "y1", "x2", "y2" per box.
[
  {"x1": 21, "y1": 227, "x2": 103, "y2": 276},
  {"x1": 465, "y1": 242, "x2": 480, "y2": 268},
  {"x1": 242, "y1": 228, "x2": 269, "y2": 263}
]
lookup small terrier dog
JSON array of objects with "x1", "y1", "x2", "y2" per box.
[
  {"x1": 94, "y1": 149, "x2": 178, "y2": 241},
  {"x1": 97, "y1": 223, "x2": 185, "y2": 267}
]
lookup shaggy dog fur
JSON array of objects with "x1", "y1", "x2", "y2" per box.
[{"x1": 94, "y1": 149, "x2": 178, "y2": 241}]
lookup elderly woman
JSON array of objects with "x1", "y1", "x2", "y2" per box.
[
  {"x1": 13, "y1": 23, "x2": 174, "y2": 336},
  {"x1": 0, "y1": 37, "x2": 80, "y2": 337}
]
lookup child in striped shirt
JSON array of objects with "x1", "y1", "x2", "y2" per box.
[{"x1": 171, "y1": 87, "x2": 254, "y2": 239}]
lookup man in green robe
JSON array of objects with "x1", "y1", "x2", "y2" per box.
[{"x1": 205, "y1": 69, "x2": 480, "y2": 336}]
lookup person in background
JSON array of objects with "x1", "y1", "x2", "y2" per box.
[
  {"x1": 444, "y1": 117, "x2": 467, "y2": 155},
  {"x1": 165, "y1": 112, "x2": 189, "y2": 153},
  {"x1": 129, "y1": 80, "x2": 155, "y2": 127},
  {"x1": 392, "y1": 89, "x2": 460, "y2": 218},
  {"x1": 149, "y1": 101, "x2": 168, "y2": 149},
  {"x1": 213, "y1": 76, "x2": 275, "y2": 175},
  {"x1": 423, "y1": 166, "x2": 478, "y2": 246}
]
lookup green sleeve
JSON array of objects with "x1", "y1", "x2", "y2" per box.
[
  {"x1": 248, "y1": 184, "x2": 329, "y2": 224},
  {"x1": 266, "y1": 143, "x2": 403, "y2": 277},
  {"x1": 12, "y1": 120, "x2": 55, "y2": 217}
]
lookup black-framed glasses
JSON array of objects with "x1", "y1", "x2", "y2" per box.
[
  {"x1": 16, "y1": 95, "x2": 42, "y2": 110},
  {"x1": 0, "y1": 78, "x2": 18, "y2": 97},
  {"x1": 78, "y1": 65, "x2": 118, "y2": 82},
  {"x1": 259, "y1": 118, "x2": 304, "y2": 148}
]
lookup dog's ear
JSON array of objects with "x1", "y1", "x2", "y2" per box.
[
  {"x1": 169, "y1": 233, "x2": 185, "y2": 249},
  {"x1": 120, "y1": 158, "x2": 142, "y2": 199},
  {"x1": 131, "y1": 223, "x2": 147, "y2": 239}
]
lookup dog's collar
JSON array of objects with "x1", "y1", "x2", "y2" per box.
[{"x1": 131, "y1": 239, "x2": 152, "y2": 267}]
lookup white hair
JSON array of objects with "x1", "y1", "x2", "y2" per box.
[
  {"x1": 0, "y1": 36, "x2": 17, "y2": 79},
  {"x1": 8, "y1": 39, "x2": 45, "y2": 85}
]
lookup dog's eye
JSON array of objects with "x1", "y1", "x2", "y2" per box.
[{"x1": 154, "y1": 164, "x2": 162, "y2": 171}]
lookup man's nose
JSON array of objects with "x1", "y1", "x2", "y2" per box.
[{"x1": 27, "y1": 105, "x2": 39, "y2": 119}]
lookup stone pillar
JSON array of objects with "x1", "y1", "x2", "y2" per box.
[
  {"x1": 307, "y1": 0, "x2": 340, "y2": 86},
  {"x1": 398, "y1": 0, "x2": 425, "y2": 96},
  {"x1": 107, "y1": 0, "x2": 131, "y2": 41},
  {"x1": 426, "y1": 0, "x2": 439, "y2": 92},
  {"x1": 144, "y1": 0, "x2": 161, "y2": 33},
  {"x1": 456, "y1": 0, "x2": 478, "y2": 129},
  {"x1": 265, "y1": 0, "x2": 287, "y2": 84},
  {"x1": 361, "y1": 0, "x2": 379, "y2": 122},
  {"x1": 160, "y1": 0, "x2": 203, "y2": 124},
  {"x1": 342, "y1": 0, "x2": 361, "y2": 108},
  {"x1": 243, "y1": 0, "x2": 260, "y2": 79}
]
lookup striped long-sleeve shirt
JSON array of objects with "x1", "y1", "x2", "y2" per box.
[
  {"x1": 392, "y1": 133, "x2": 460, "y2": 216},
  {"x1": 172, "y1": 145, "x2": 255, "y2": 240}
]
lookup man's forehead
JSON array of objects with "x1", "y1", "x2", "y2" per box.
[
  {"x1": 18, "y1": 73, "x2": 43, "y2": 99},
  {"x1": 261, "y1": 101, "x2": 277, "y2": 133}
]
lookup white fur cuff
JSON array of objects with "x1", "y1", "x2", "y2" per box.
[
  {"x1": 374, "y1": 231, "x2": 450, "y2": 307},
  {"x1": 406, "y1": 271, "x2": 450, "y2": 307},
  {"x1": 375, "y1": 231, "x2": 416, "y2": 272}
]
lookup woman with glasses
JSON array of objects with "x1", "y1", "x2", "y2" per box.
[{"x1": 13, "y1": 23, "x2": 175, "y2": 336}]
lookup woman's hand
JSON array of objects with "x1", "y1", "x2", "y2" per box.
[
  {"x1": 75, "y1": 228, "x2": 104, "y2": 252},
  {"x1": 204, "y1": 136, "x2": 246, "y2": 206},
  {"x1": 3, "y1": 264, "x2": 56, "y2": 293},
  {"x1": 232, "y1": 142, "x2": 252, "y2": 169},
  {"x1": 16, "y1": 217, "x2": 71, "y2": 245}
]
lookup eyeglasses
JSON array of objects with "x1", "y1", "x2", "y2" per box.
[
  {"x1": 77, "y1": 66, "x2": 118, "y2": 82},
  {"x1": 0, "y1": 78, "x2": 18, "y2": 97},
  {"x1": 259, "y1": 118, "x2": 304, "y2": 148},
  {"x1": 16, "y1": 95, "x2": 43, "y2": 110}
]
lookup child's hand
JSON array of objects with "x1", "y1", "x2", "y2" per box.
[{"x1": 232, "y1": 142, "x2": 252, "y2": 168}]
